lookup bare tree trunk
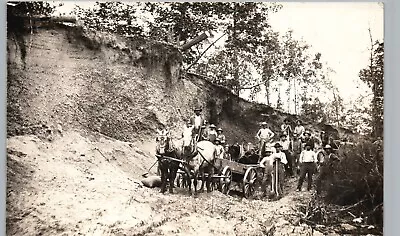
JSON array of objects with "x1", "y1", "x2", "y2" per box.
[
  {"x1": 294, "y1": 77, "x2": 297, "y2": 115},
  {"x1": 368, "y1": 27, "x2": 377, "y2": 138},
  {"x1": 265, "y1": 79, "x2": 270, "y2": 106},
  {"x1": 332, "y1": 90, "x2": 340, "y2": 127}
]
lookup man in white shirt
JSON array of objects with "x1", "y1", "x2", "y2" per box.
[
  {"x1": 296, "y1": 143, "x2": 317, "y2": 191},
  {"x1": 189, "y1": 108, "x2": 205, "y2": 141},
  {"x1": 269, "y1": 143, "x2": 287, "y2": 197},
  {"x1": 216, "y1": 128, "x2": 226, "y2": 144},
  {"x1": 281, "y1": 118, "x2": 292, "y2": 139},
  {"x1": 259, "y1": 146, "x2": 274, "y2": 197},
  {"x1": 256, "y1": 122, "x2": 275, "y2": 157},
  {"x1": 293, "y1": 120, "x2": 305, "y2": 140}
]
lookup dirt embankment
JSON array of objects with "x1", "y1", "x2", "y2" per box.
[
  {"x1": 7, "y1": 23, "x2": 308, "y2": 145},
  {"x1": 7, "y1": 23, "x2": 342, "y2": 236}
]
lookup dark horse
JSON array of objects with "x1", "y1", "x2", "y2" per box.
[{"x1": 155, "y1": 129, "x2": 180, "y2": 194}]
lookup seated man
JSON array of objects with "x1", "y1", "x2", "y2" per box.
[
  {"x1": 216, "y1": 128, "x2": 226, "y2": 144},
  {"x1": 189, "y1": 107, "x2": 205, "y2": 141},
  {"x1": 206, "y1": 124, "x2": 218, "y2": 143}
]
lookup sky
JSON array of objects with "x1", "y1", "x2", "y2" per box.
[
  {"x1": 52, "y1": 1, "x2": 384, "y2": 108},
  {"x1": 268, "y1": 2, "x2": 383, "y2": 104}
]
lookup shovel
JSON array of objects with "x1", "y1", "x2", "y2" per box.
[{"x1": 142, "y1": 160, "x2": 158, "y2": 178}]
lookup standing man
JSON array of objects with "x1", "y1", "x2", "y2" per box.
[
  {"x1": 293, "y1": 120, "x2": 305, "y2": 141},
  {"x1": 259, "y1": 146, "x2": 274, "y2": 197},
  {"x1": 269, "y1": 143, "x2": 288, "y2": 197},
  {"x1": 189, "y1": 107, "x2": 205, "y2": 142},
  {"x1": 281, "y1": 118, "x2": 292, "y2": 139},
  {"x1": 320, "y1": 131, "x2": 329, "y2": 147},
  {"x1": 279, "y1": 134, "x2": 294, "y2": 177},
  {"x1": 216, "y1": 128, "x2": 226, "y2": 144},
  {"x1": 256, "y1": 122, "x2": 275, "y2": 157},
  {"x1": 214, "y1": 139, "x2": 225, "y2": 159},
  {"x1": 302, "y1": 131, "x2": 316, "y2": 151},
  {"x1": 316, "y1": 145, "x2": 340, "y2": 194},
  {"x1": 296, "y1": 143, "x2": 317, "y2": 191}
]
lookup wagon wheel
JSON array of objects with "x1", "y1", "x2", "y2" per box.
[
  {"x1": 219, "y1": 166, "x2": 232, "y2": 195},
  {"x1": 243, "y1": 167, "x2": 257, "y2": 199}
]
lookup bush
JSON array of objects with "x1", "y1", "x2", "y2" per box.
[{"x1": 325, "y1": 138, "x2": 383, "y2": 227}]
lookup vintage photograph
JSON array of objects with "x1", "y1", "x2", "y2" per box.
[{"x1": 6, "y1": 1, "x2": 383, "y2": 235}]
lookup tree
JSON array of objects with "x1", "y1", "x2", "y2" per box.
[
  {"x1": 359, "y1": 30, "x2": 383, "y2": 138},
  {"x1": 74, "y1": 2, "x2": 144, "y2": 36},
  {"x1": 192, "y1": 3, "x2": 282, "y2": 95}
]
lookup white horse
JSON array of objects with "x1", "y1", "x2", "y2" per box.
[{"x1": 179, "y1": 125, "x2": 216, "y2": 194}]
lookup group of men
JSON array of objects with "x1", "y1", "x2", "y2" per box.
[
  {"x1": 255, "y1": 118, "x2": 341, "y2": 197},
  {"x1": 186, "y1": 107, "x2": 227, "y2": 159},
  {"x1": 184, "y1": 107, "x2": 339, "y2": 197}
]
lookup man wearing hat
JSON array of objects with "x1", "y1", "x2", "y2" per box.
[
  {"x1": 281, "y1": 118, "x2": 292, "y2": 139},
  {"x1": 269, "y1": 143, "x2": 288, "y2": 197},
  {"x1": 301, "y1": 130, "x2": 316, "y2": 151},
  {"x1": 189, "y1": 107, "x2": 206, "y2": 141},
  {"x1": 296, "y1": 143, "x2": 317, "y2": 191},
  {"x1": 320, "y1": 131, "x2": 329, "y2": 147},
  {"x1": 214, "y1": 138, "x2": 225, "y2": 159},
  {"x1": 279, "y1": 134, "x2": 294, "y2": 177},
  {"x1": 293, "y1": 120, "x2": 305, "y2": 140},
  {"x1": 206, "y1": 124, "x2": 218, "y2": 143},
  {"x1": 259, "y1": 146, "x2": 274, "y2": 197},
  {"x1": 256, "y1": 122, "x2": 275, "y2": 157},
  {"x1": 315, "y1": 144, "x2": 340, "y2": 194},
  {"x1": 216, "y1": 128, "x2": 226, "y2": 144}
]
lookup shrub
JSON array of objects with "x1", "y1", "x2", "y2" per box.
[{"x1": 324, "y1": 138, "x2": 383, "y2": 228}]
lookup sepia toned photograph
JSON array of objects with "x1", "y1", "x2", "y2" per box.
[{"x1": 6, "y1": 1, "x2": 383, "y2": 235}]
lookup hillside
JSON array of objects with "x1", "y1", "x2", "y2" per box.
[{"x1": 6, "y1": 22, "x2": 353, "y2": 236}]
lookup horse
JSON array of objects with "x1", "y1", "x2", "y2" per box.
[
  {"x1": 185, "y1": 140, "x2": 216, "y2": 194},
  {"x1": 227, "y1": 143, "x2": 242, "y2": 162},
  {"x1": 155, "y1": 129, "x2": 180, "y2": 194}
]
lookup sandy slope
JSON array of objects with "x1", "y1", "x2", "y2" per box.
[{"x1": 6, "y1": 131, "x2": 331, "y2": 236}]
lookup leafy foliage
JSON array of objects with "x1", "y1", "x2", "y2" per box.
[
  {"x1": 358, "y1": 41, "x2": 384, "y2": 138},
  {"x1": 73, "y1": 2, "x2": 144, "y2": 36}
]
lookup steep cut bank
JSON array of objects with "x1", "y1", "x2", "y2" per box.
[{"x1": 7, "y1": 22, "x2": 306, "y2": 145}]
